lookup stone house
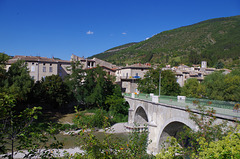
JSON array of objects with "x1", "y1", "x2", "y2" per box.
[
  {"x1": 6, "y1": 56, "x2": 71, "y2": 81},
  {"x1": 115, "y1": 63, "x2": 151, "y2": 93}
]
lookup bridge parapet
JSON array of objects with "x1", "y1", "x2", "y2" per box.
[{"x1": 124, "y1": 93, "x2": 240, "y2": 118}]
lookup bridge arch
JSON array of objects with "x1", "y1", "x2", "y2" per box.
[
  {"x1": 134, "y1": 106, "x2": 149, "y2": 125},
  {"x1": 156, "y1": 117, "x2": 197, "y2": 151}
]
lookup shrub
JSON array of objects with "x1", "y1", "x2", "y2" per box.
[{"x1": 73, "y1": 109, "x2": 111, "y2": 128}]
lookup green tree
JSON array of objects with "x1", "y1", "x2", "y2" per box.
[
  {"x1": 65, "y1": 61, "x2": 86, "y2": 104},
  {"x1": 202, "y1": 71, "x2": 240, "y2": 101},
  {"x1": 0, "y1": 93, "x2": 63, "y2": 158},
  {"x1": 161, "y1": 70, "x2": 181, "y2": 96},
  {"x1": 138, "y1": 68, "x2": 181, "y2": 96},
  {"x1": 223, "y1": 74, "x2": 240, "y2": 102},
  {"x1": 4, "y1": 60, "x2": 34, "y2": 102},
  {"x1": 137, "y1": 68, "x2": 159, "y2": 94},
  {"x1": 230, "y1": 68, "x2": 240, "y2": 76},
  {"x1": 202, "y1": 71, "x2": 225, "y2": 100},
  {"x1": 214, "y1": 61, "x2": 224, "y2": 69},
  {"x1": 181, "y1": 78, "x2": 206, "y2": 98},
  {"x1": 42, "y1": 75, "x2": 70, "y2": 108},
  {"x1": 84, "y1": 66, "x2": 115, "y2": 110},
  {"x1": 0, "y1": 93, "x2": 40, "y2": 157},
  {"x1": 66, "y1": 63, "x2": 116, "y2": 110},
  {"x1": 28, "y1": 81, "x2": 46, "y2": 104},
  {"x1": 196, "y1": 130, "x2": 240, "y2": 159},
  {"x1": 105, "y1": 85, "x2": 129, "y2": 122},
  {"x1": 0, "y1": 53, "x2": 9, "y2": 88}
]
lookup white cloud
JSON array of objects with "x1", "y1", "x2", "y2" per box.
[
  {"x1": 122, "y1": 32, "x2": 127, "y2": 35},
  {"x1": 145, "y1": 37, "x2": 150, "y2": 40},
  {"x1": 86, "y1": 30, "x2": 94, "y2": 35}
]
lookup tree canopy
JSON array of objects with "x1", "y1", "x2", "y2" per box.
[
  {"x1": 4, "y1": 60, "x2": 34, "y2": 102},
  {"x1": 65, "y1": 63, "x2": 123, "y2": 111},
  {"x1": 201, "y1": 71, "x2": 240, "y2": 101},
  {"x1": 181, "y1": 78, "x2": 206, "y2": 98},
  {"x1": 138, "y1": 68, "x2": 181, "y2": 96}
]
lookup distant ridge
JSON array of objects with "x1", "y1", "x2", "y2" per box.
[{"x1": 91, "y1": 15, "x2": 240, "y2": 68}]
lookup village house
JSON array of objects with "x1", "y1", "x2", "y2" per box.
[
  {"x1": 115, "y1": 63, "x2": 151, "y2": 93},
  {"x1": 70, "y1": 54, "x2": 118, "y2": 76},
  {"x1": 6, "y1": 55, "x2": 71, "y2": 81},
  {"x1": 164, "y1": 61, "x2": 230, "y2": 87},
  {"x1": 7, "y1": 55, "x2": 230, "y2": 93}
]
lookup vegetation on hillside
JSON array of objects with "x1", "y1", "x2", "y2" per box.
[{"x1": 92, "y1": 15, "x2": 240, "y2": 68}]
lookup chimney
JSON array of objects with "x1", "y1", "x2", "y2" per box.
[{"x1": 201, "y1": 61, "x2": 207, "y2": 68}]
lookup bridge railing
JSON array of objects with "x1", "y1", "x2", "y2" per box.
[{"x1": 123, "y1": 93, "x2": 240, "y2": 118}]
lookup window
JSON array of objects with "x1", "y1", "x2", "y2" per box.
[
  {"x1": 31, "y1": 66, "x2": 35, "y2": 72},
  {"x1": 43, "y1": 66, "x2": 46, "y2": 72},
  {"x1": 49, "y1": 67, "x2": 53, "y2": 72}
]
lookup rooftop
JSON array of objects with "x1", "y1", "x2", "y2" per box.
[{"x1": 7, "y1": 55, "x2": 71, "y2": 64}]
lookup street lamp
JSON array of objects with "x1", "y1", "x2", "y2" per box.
[{"x1": 159, "y1": 70, "x2": 161, "y2": 97}]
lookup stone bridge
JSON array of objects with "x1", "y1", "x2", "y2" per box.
[{"x1": 124, "y1": 93, "x2": 239, "y2": 154}]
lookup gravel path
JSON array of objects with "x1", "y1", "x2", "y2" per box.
[{"x1": 99, "y1": 122, "x2": 127, "y2": 133}]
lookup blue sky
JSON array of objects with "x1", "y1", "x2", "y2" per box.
[{"x1": 0, "y1": 0, "x2": 239, "y2": 60}]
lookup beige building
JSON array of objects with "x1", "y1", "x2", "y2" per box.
[
  {"x1": 71, "y1": 54, "x2": 96, "y2": 69},
  {"x1": 6, "y1": 56, "x2": 71, "y2": 81},
  {"x1": 71, "y1": 54, "x2": 118, "y2": 76},
  {"x1": 116, "y1": 63, "x2": 151, "y2": 93}
]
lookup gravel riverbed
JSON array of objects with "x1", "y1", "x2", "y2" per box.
[{"x1": 2, "y1": 123, "x2": 127, "y2": 158}]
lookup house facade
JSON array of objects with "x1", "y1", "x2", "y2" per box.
[
  {"x1": 6, "y1": 56, "x2": 71, "y2": 81},
  {"x1": 115, "y1": 63, "x2": 151, "y2": 93}
]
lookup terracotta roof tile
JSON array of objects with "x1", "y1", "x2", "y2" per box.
[{"x1": 7, "y1": 55, "x2": 71, "y2": 64}]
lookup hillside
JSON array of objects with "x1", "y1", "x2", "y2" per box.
[{"x1": 91, "y1": 15, "x2": 240, "y2": 68}]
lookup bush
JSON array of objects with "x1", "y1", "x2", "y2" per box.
[
  {"x1": 73, "y1": 109, "x2": 111, "y2": 128},
  {"x1": 70, "y1": 118, "x2": 153, "y2": 158},
  {"x1": 109, "y1": 112, "x2": 128, "y2": 124}
]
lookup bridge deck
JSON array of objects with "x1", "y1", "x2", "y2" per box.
[{"x1": 124, "y1": 93, "x2": 240, "y2": 118}]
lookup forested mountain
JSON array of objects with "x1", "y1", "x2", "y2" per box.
[{"x1": 91, "y1": 15, "x2": 240, "y2": 68}]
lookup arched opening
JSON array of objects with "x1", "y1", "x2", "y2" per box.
[
  {"x1": 134, "y1": 106, "x2": 148, "y2": 125},
  {"x1": 158, "y1": 121, "x2": 189, "y2": 150}
]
